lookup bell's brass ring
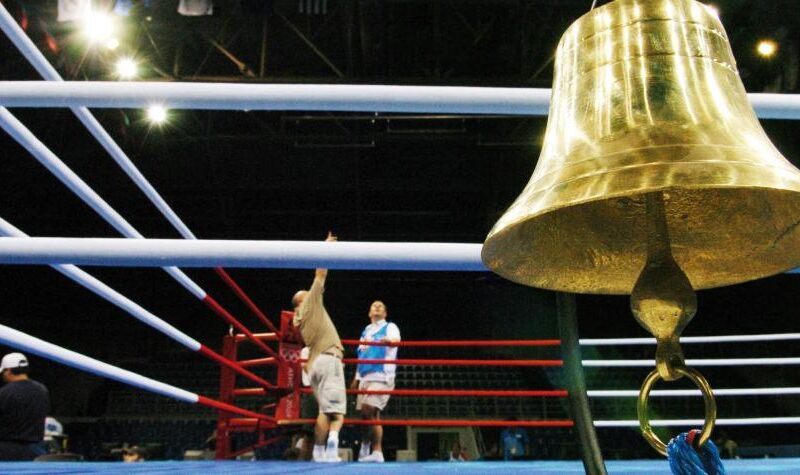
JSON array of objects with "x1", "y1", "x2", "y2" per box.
[{"x1": 637, "y1": 366, "x2": 716, "y2": 456}]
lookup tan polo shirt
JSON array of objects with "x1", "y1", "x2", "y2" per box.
[{"x1": 293, "y1": 276, "x2": 343, "y2": 369}]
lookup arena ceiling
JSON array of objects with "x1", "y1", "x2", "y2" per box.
[
  {"x1": 0, "y1": 0, "x2": 799, "y2": 376},
  {"x1": 2, "y1": 0, "x2": 798, "y2": 241}
]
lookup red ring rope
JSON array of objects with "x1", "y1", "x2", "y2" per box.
[
  {"x1": 341, "y1": 339, "x2": 561, "y2": 347},
  {"x1": 316, "y1": 388, "x2": 567, "y2": 397},
  {"x1": 214, "y1": 268, "x2": 280, "y2": 334},
  {"x1": 234, "y1": 332, "x2": 278, "y2": 342},
  {"x1": 233, "y1": 388, "x2": 568, "y2": 397},
  {"x1": 198, "y1": 396, "x2": 274, "y2": 421},
  {"x1": 198, "y1": 345, "x2": 275, "y2": 389},
  {"x1": 238, "y1": 357, "x2": 277, "y2": 368},
  {"x1": 264, "y1": 419, "x2": 575, "y2": 428},
  {"x1": 203, "y1": 295, "x2": 280, "y2": 359},
  {"x1": 217, "y1": 330, "x2": 573, "y2": 458},
  {"x1": 340, "y1": 358, "x2": 562, "y2": 367}
]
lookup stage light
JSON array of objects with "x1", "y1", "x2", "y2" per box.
[
  {"x1": 83, "y1": 12, "x2": 115, "y2": 43},
  {"x1": 757, "y1": 40, "x2": 778, "y2": 58},
  {"x1": 115, "y1": 58, "x2": 138, "y2": 79},
  {"x1": 105, "y1": 38, "x2": 120, "y2": 51},
  {"x1": 146, "y1": 105, "x2": 168, "y2": 124}
]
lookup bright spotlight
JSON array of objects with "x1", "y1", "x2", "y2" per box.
[
  {"x1": 105, "y1": 38, "x2": 120, "y2": 51},
  {"x1": 115, "y1": 58, "x2": 138, "y2": 79},
  {"x1": 146, "y1": 105, "x2": 168, "y2": 125},
  {"x1": 83, "y1": 12, "x2": 115, "y2": 43},
  {"x1": 757, "y1": 39, "x2": 778, "y2": 58}
]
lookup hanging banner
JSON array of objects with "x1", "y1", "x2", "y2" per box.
[
  {"x1": 178, "y1": 0, "x2": 213, "y2": 16},
  {"x1": 57, "y1": 0, "x2": 91, "y2": 22}
]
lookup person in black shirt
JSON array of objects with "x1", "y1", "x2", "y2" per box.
[{"x1": 0, "y1": 352, "x2": 50, "y2": 461}]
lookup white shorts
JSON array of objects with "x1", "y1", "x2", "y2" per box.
[
  {"x1": 356, "y1": 380, "x2": 394, "y2": 411},
  {"x1": 310, "y1": 354, "x2": 346, "y2": 415}
]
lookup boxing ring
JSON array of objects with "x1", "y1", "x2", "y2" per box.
[
  {"x1": 2, "y1": 2, "x2": 800, "y2": 473},
  {"x1": 1, "y1": 459, "x2": 800, "y2": 475}
]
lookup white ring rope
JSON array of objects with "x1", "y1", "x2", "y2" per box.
[
  {"x1": 583, "y1": 358, "x2": 800, "y2": 367},
  {"x1": 0, "y1": 237, "x2": 487, "y2": 271},
  {"x1": 1, "y1": 81, "x2": 799, "y2": 120},
  {"x1": 589, "y1": 388, "x2": 800, "y2": 397},
  {"x1": 0, "y1": 81, "x2": 550, "y2": 116},
  {"x1": 0, "y1": 4, "x2": 197, "y2": 241},
  {"x1": 0, "y1": 237, "x2": 797, "y2": 276},
  {"x1": 0, "y1": 324, "x2": 198, "y2": 403},
  {"x1": 594, "y1": 417, "x2": 800, "y2": 427},
  {"x1": 2, "y1": 2, "x2": 800, "y2": 120},
  {"x1": 0, "y1": 108, "x2": 206, "y2": 299},
  {"x1": 0, "y1": 218, "x2": 202, "y2": 351},
  {"x1": 0, "y1": 4, "x2": 280, "y2": 333},
  {"x1": 5, "y1": 318, "x2": 798, "y2": 427},
  {"x1": 581, "y1": 333, "x2": 800, "y2": 345}
]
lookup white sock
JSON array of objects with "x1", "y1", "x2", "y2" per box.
[
  {"x1": 312, "y1": 444, "x2": 326, "y2": 461},
  {"x1": 359, "y1": 441, "x2": 372, "y2": 458},
  {"x1": 326, "y1": 431, "x2": 340, "y2": 455}
]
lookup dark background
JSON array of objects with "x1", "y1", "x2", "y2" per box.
[{"x1": 0, "y1": 0, "x2": 799, "y2": 459}]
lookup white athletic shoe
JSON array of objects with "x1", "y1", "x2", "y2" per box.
[
  {"x1": 359, "y1": 451, "x2": 385, "y2": 463},
  {"x1": 358, "y1": 443, "x2": 372, "y2": 461},
  {"x1": 312, "y1": 447, "x2": 327, "y2": 462},
  {"x1": 323, "y1": 454, "x2": 343, "y2": 463}
]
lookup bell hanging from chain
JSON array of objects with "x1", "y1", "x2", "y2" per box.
[{"x1": 483, "y1": 0, "x2": 800, "y2": 294}]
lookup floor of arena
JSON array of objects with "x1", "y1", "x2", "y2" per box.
[{"x1": 0, "y1": 459, "x2": 799, "y2": 474}]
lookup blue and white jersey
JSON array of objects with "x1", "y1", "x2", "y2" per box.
[{"x1": 356, "y1": 320, "x2": 400, "y2": 383}]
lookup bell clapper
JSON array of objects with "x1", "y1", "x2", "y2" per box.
[
  {"x1": 631, "y1": 192, "x2": 717, "y2": 454},
  {"x1": 631, "y1": 191, "x2": 696, "y2": 380}
]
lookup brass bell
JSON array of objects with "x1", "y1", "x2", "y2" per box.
[{"x1": 482, "y1": 0, "x2": 800, "y2": 294}]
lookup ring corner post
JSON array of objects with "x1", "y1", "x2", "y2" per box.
[
  {"x1": 556, "y1": 292, "x2": 607, "y2": 475},
  {"x1": 215, "y1": 334, "x2": 237, "y2": 459}
]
